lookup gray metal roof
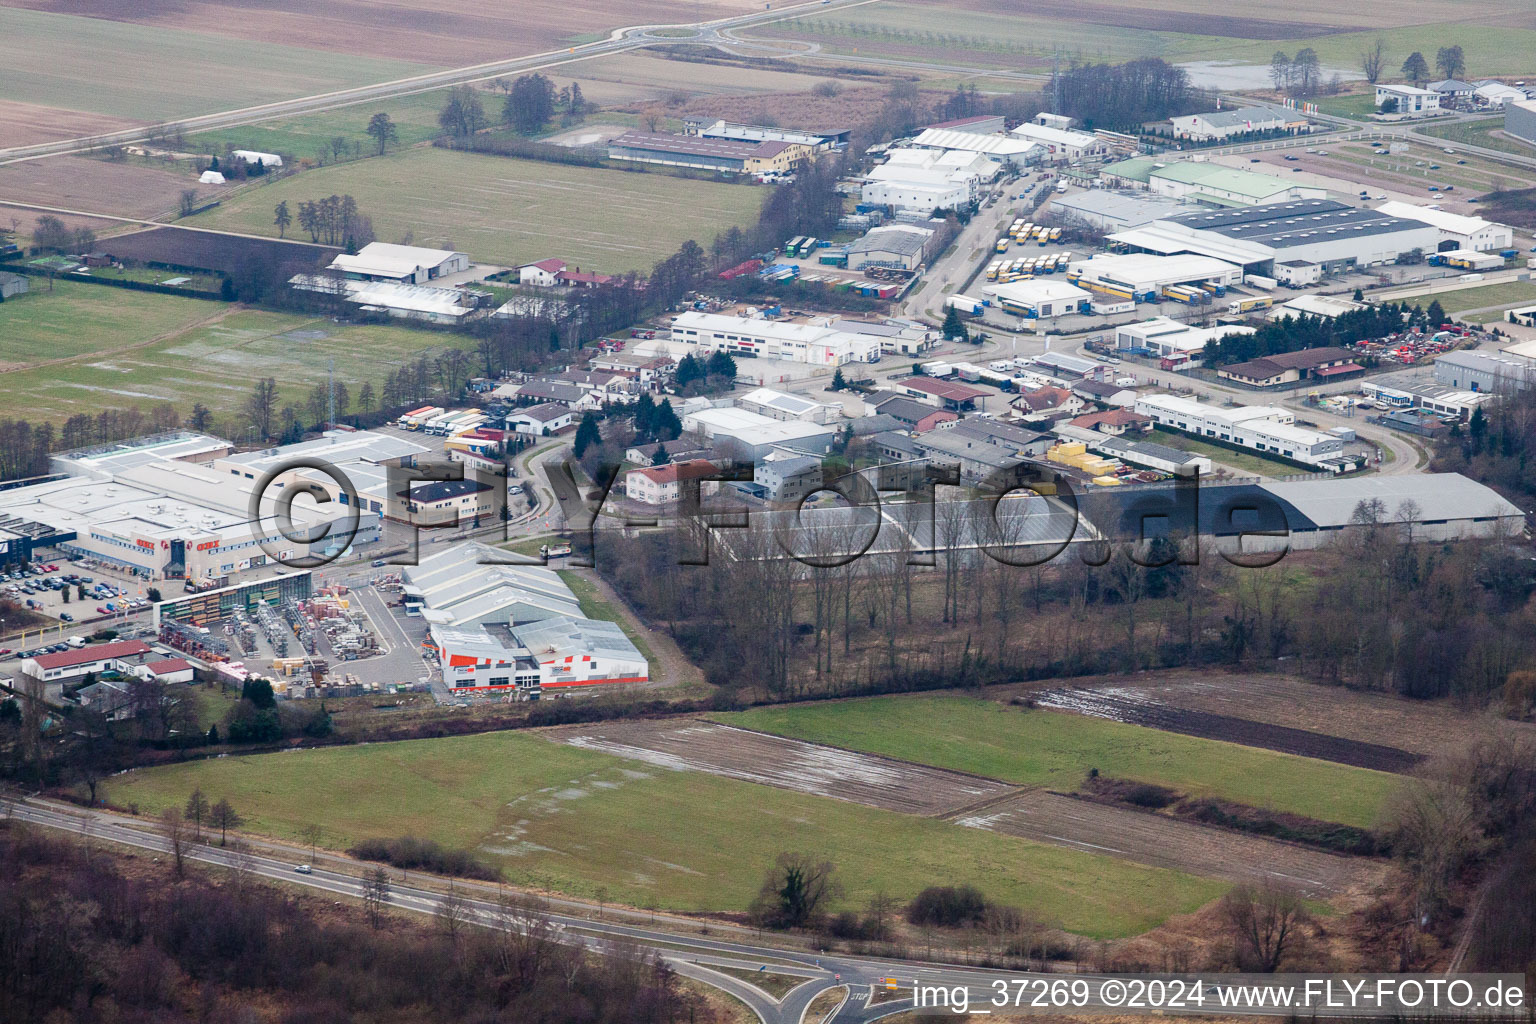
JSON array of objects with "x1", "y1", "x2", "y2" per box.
[
  {"x1": 512, "y1": 615, "x2": 642, "y2": 662},
  {"x1": 1260, "y1": 473, "x2": 1523, "y2": 527},
  {"x1": 1167, "y1": 198, "x2": 1434, "y2": 250}
]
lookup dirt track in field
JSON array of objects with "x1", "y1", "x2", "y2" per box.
[
  {"x1": 955, "y1": 790, "x2": 1385, "y2": 896},
  {"x1": 1022, "y1": 671, "x2": 1533, "y2": 769},
  {"x1": 555, "y1": 719, "x2": 1015, "y2": 816}
]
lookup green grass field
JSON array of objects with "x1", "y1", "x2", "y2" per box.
[
  {"x1": 0, "y1": 296, "x2": 472, "y2": 423},
  {"x1": 1393, "y1": 281, "x2": 1536, "y2": 318},
  {"x1": 186, "y1": 147, "x2": 766, "y2": 273},
  {"x1": 0, "y1": 6, "x2": 434, "y2": 124},
  {"x1": 0, "y1": 280, "x2": 221, "y2": 365},
  {"x1": 711, "y1": 696, "x2": 1397, "y2": 828},
  {"x1": 185, "y1": 91, "x2": 459, "y2": 166},
  {"x1": 106, "y1": 730, "x2": 1225, "y2": 937},
  {"x1": 1312, "y1": 94, "x2": 1379, "y2": 120}
]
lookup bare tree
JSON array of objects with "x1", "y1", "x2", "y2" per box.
[
  {"x1": 1220, "y1": 884, "x2": 1309, "y2": 971},
  {"x1": 1360, "y1": 38, "x2": 1387, "y2": 84},
  {"x1": 184, "y1": 788, "x2": 210, "y2": 843},
  {"x1": 159, "y1": 807, "x2": 189, "y2": 879},
  {"x1": 362, "y1": 865, "x2": 392, "y2": 929},
  {"x1": 437, "y1": 881, "x2": 472, "y2": 948},
  {"x1": 209, "y1": 798, "x2": 242, "y2": 847}
]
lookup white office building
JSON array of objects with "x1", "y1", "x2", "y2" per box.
[
  {"x1": 669, "y1": 312, "x2": 881, "y2": 366},
  {"x1": 1135, "y1": 394, "x2": 1357, "y2": 470},
  {"x1": 1008, "y1": 122, "x2": 1105, "y2": 161}
]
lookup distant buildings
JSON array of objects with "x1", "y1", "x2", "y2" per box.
[
  {"x1": 681, "y1": 117, "x2": 849, "y2": 151},
  {"x1": 863, "y1": 148, "x2": 998, "y2": 211},
  {"x1": 1169, "y1": 106, "x2": 1295, "y2": 142},
  {"x1": 1135, "y1": 393, "x2": 1359, "y2": 471},
  {"x1": 1100, "y1": 158, "x2": 1325, "y2": 206},
  {"x1": 1008, "y1": 122, "x2": 1105, "y2": 162}
]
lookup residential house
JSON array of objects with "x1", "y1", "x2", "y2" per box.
[
  {"x1": 865, "y1": 394, "x2": 959, "y2": 431},
  {"x1": 623, "y1": 459, "x2": 720, "y2": 506},
  {"x1": 753, "y1": 447, "x2": 824, "y2": 504},
  {"x1": 1215, "y1": 347, "x2": 1361, "y2": 388},
  {"x1": 506, "y1": 403, "x2": 574, "y2": 435},
  {"x1": 1068, "y1": 409, "x2": 1153, "y2": 436},
  {"x1": 1011, "y1": 386, "x2": 1084, "y2": 420}
]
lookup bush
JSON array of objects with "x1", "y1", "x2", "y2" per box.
[
  {"x1": 347, "y1": 835, "x2": 501, "y2": 881},
  {"x1": 907, "y1": 884, "x2": 988, "y2": 928}
]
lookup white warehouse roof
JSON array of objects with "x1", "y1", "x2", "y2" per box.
[
  {"x1": 683, "y1": 407, "x2": 833, "y2": 446},
  {"x1": 983, "y1": 279, "x2": 1092, "y2": 304},
  {"x1": 1375, "y1": 201, "x2": 1509, "y2": 239},
  {"x1": 909, "y1": 128, "x2": 1038, "y2": 158},
  {"x1": 1010, "y1": 122, "x2": 1098, "y2": 149},
  {"x1": 330, "y1": 241, "x2": 467, "y2": 278}
]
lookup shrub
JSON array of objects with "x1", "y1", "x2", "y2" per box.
[
  {"x1": 347, "y1": 835, "x2": 501, "y2": 881},
  {"x1": 907, "y1": 884, "x2": 988, "y2": 928}
]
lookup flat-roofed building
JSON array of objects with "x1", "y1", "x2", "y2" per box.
[
  {"x1": 669, "y1": 312, "x2": 881, "y2": 366},
  {"x1": 608, "y1": 130, "x2": 811, "y2": 173},
  {"x1": 736, "y1": 387, "x2": 841, "y2": 424},
  {"x1": 1135, "y1": 393, "x2": 1359, "y2": 470}
]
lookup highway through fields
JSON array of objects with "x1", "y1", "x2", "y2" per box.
[
  {"x1": 7, "y1": 793, "x2": 1353, "y2": 1022},
  {"x1": 0, "y1": 0, "x2": 888, "y2": 167}
]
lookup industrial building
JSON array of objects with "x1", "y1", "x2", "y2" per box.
[
  {"x1": 669, "y1": 312, "x2": 882, "y2": 366},
  {"x1": 1008, "y1": 122, "x2": 1105, "y2": 161},
  {"x1": 0, "y1": 431, "x2": 402, "y2": 582},
  {"x1": 287, "y1": 274, "x2": 480, "y2": 324},
  {"x1": 1169, "y1": 106, "x2": 1292, "y2": 142},
  {"x1": 1108, "y1": 199, "x2": 1441, "y2": 279},
  {"x1": 681, "y1": 407, "x2": 836, "y2": 460},
  {"x1": 1433, "y1": 349, "x2": 1536, "y2": 392},
  {"x1": 863, "y1": 148, "x2": 998, "y2": 211},
  {"x1": 1067, "y1": 252, "x2": 1241, "y2": 301},
  {"x1": 1373, "y1": 201, "x2": 1514, "y2": 252},
  {"x1": 328, "y1": 242, "x2": 469, "y2": 284},
  {"x1": 1113, "y1": 317, "x2": 1255, "y2": 360},
  {"x1": 607, "y1": 130, "x2": 811, "y2": 174},
  {"x1": 893, "y1": 377, "x2": 992, "y2": 411},
  {"x1": 1505, "y1": 98, "x2": 1536, "y2": 144},
  {"x1": 1360, "y1": 380, "x2": 1494, "y2": 420},
  {"x1": 736, "y1": 388, "x2": 841, "y2": 424},
  {"x1": 401, "y1": 543, "x2": 581, "y2": 627},
  {"x1": 845, "y1": 223, "x2": 934, "y2": 271},
  {"x1": 1216, "y1": 347, "x2": 1361, "y2": 388},
  {"x1": 863, "y1": 395, "x2": 958, "y2": 431},
  {"x1": 1269, "y1": 295, "x2": 1367, "y2": 320},
  {"x1": 1095, "y1": 157, "x2": 1320, "y2": 206},
  {"x1": 908, "y1": 128, "x2": 1037, "y2": 166},
  {"x1": 752, "y1": 447, "x2": 825, "y2": 503},
  {"x1": 1049, "y1": 190, "x2": 1190, "y2": 231},
  {"x1": 1135, "y1": 393, "x2": 1359, "y2": 470},
  {"x1": 681, "y1": 117, "x2": 849, "y2": 151},
  {"x1": 983, "y1": 279, "x2": 1092, "y2": 319},
  {"x1": 1089, "y1": 435, "x2": 1212, "y2": 476}
]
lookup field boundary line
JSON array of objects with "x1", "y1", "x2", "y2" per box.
[{"x1": 933, "y1": 785, "x2": 1033, "y2": 822}]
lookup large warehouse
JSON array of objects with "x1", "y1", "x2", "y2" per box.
[
  {"x1": 1008, "y1": 122, "x2": 1105, "y2": 161},
  {"x1": 1374, "y1": 201, "x2": 1514, "y2": 252},
  {"x1": 1108, "y1": 199, "x2": 1441, "y2": 279},
  {"x1": 607, "y1": 130, "x2": 811, "y2": 174},
  {"x1": 407, "y1": 543, "x2": 648, "y2": 696},
  {"x1": 845, "y1": 224, "x2": 934, "y2": 271},
  {"x1": 1506, "y1": 98, "x2": 1536, "y2": 144},
  {"x1": 329, "y1": 242, "x2": 469, "y2": 284},
  {"x1": 0, "y1": 432, "x2": 397, "y2": 581},
  {"x1": 1144, "y1": 162, "x2": 1326, "y2": 206},
  {"x1": 681, "y1": 407, "x2": 837, "y2": 460},
  {"x1": 983, "y1": 279, "x2": 1092, "y2": 319},
  {"x1": 1050, "y1": 190, "x2": 1191, "y2": 231},
  {"x1": 669, "y1": 312, "x2": 882, "y2": 366},
  {"x1": 1067, "y1": 252, "x2": 1242, "y2": 301},
  {"x1": 863, "y1": 148, "x2": 998, "y2": 211}
]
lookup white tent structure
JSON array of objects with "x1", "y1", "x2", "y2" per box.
[{"x1": 198, "y1": 170, "x2": 226, "y2": 184}]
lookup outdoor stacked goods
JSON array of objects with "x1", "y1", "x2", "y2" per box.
[{"x1": 718, "y1": 259, "x2": 764, "y2": 280}]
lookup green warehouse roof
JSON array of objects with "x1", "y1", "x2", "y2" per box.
[{"x1": 1147, "y1": 162, "x2": 1297, "y2": 200}]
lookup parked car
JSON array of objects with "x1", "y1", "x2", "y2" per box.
[
  {"x1": 96, "y1": 606, "x2": 108, "y2": 614},
  {"x1": 58, "y1": 613, "x2": 73, "y2": 622}
]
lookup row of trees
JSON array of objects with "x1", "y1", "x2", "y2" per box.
[
  {"x1": 1201, "y1": 301, "x2": 1438, "y2": 367},
  {"x1": 274, "y1": 193, "x2": 374, "y2": 249},
  {"x1": 28, "y1": 214, "x2": 95, "y2": 256},
  {"x1": 438, "y1": 76, "x2": 590, "y2": 141}
]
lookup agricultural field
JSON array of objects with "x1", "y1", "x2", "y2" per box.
[
  {"x1": 755, "y1": 0, "x2": 1536, "y2": 76},
  {"x1": 557, "y1": 718, "x2": 1383, "y2": 894},
  {"x1": 0, "y1": 298, "x2": 472, "y2": 423},
  {"x1": 0, "y1": 0, "x2": 766, "y2": 67},
  {"x1": 93, "y1": 226, "x2": 339, "y2": 278},
  {"x1": 0, "y1": 6, "x2": 434, "y2": 131},
  {"x1": 185, "y1": 147, "x2": 767, "y2": 272},
  {"x1": 105, "y1": 729, "x2": 1227, "y2": 937},
  {"x1": 0, "y1": 280, "x2": 223, "y2": 368},
  {"x1": 1026, "y1": 671, "x2": 1536, "y2": 761},
  {"x1": 711, "y1": 695, "x2": 1399, "y2": 828},
  {"x1": 0, "y1": 155, "x2": 229, "y2": 226}
]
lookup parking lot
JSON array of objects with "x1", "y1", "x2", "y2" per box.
[{"x1": 1, "y1": 554, "x2": 151, "y2": 647}]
